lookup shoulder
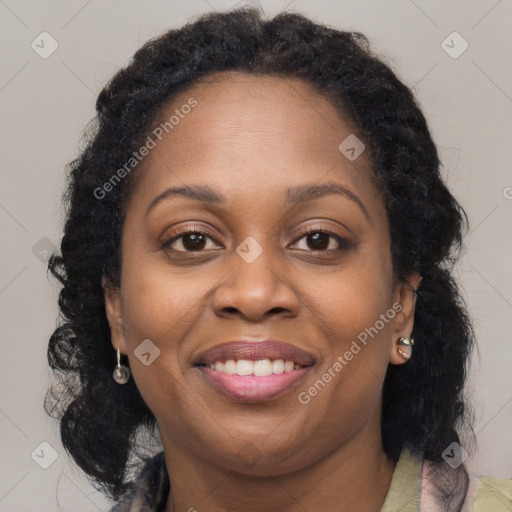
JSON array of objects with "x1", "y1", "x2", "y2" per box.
[
  {"x1": 418, "y1": 449, "x2": 512, "y2": 512},
  {"x1": 461, "y1": 474, "x2": 512, "y2": 511}
]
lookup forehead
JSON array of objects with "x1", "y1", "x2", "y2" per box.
[
  {"x1": 155, "y1": 70, "x2": 368, "y2": 161},
  {"x1": 125, "y1": 70, "x2": 383, "y2": 222}
]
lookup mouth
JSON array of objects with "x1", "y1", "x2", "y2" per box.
[
  {"x1": 193, "y1": 340, "x2": 316, "y2": 401},
  {"x1": 198, "y1": 358, "x2": 306, "y2": 375}
]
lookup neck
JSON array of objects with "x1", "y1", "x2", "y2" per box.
[{"x1": 162, "y1": 424, "x2": 396, "y2": 512}]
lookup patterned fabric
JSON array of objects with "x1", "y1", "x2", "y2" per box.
[
  {"x1": 109, "y1": 446, "x2": 512, "y2": 511},
  {"x1": 109, "y1": 451, "x2": 169, "y2": 512}
]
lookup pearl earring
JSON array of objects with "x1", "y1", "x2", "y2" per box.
[
  {"x1": 396, "y1": 336, "x2": 414, "y2": 361},
  {"x1": 113, "y1": 346, "x2": 130, "y2": 384}
]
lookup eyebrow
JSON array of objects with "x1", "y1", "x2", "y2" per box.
[{"x1": 144, "y1": 181, "x2": 369, "y2": 219}]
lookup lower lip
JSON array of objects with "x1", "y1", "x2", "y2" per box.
[{"x1": 197, "y1": 366, "x2": 312, "y2": 401}]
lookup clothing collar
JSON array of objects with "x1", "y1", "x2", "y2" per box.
[
  {"x1": 380, "y1": 444, "x2": 423, "y2": 512},
  {"x1": 110, "y1": 444, "x2": 423, "y2": 512}
]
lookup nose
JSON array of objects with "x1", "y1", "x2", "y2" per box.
[{"x1": 212, "y1": 240, "x2": 300, "y2": 322}]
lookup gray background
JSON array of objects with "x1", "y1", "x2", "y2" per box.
[{"x1": 0, "y1": 0, "x2": 511, "y2": 510}]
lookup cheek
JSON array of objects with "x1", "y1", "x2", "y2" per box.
[
  {"x1": 316, "y1": 252, "x2": 393, "y2": 341},
  {"x1": 117, "y1": 264, "x2": 203, "y2": 422},
  {"x1": 117, "y1": 257, "x2": 195, "y2": 386},
  {"x1": 120, "y1": 255, "x2": 203, "y2": 341},
  {"x1": 306, "y1": 243, "x2": 394, "y2": 415}
]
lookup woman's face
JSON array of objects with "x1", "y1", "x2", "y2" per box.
[{"x1": 104, "y1": 71, "x2": 419, "y2": 474}]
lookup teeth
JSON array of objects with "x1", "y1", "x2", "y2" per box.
[
  {"x1": 224, "y1": 360, "x2": 236, "y2": 374},
  {"x1": 206, "y1": 358, "x2": 304, "y2": 375},
  {"x1": 253, "y1": 359, "x2": 273, "y2": 377},
  {"x1": 272, "y1": 359, "x2": 284, "y2": 374},
  {"x1": 236, "y1": 359, "x2": 254, "y2": 376}
]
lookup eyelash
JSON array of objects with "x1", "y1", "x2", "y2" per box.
[{"x1": 160, "y1": 225, "x2": 352, "y2": 253}]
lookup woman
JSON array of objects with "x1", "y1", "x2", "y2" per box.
[{"x1": 45, "y1": 7, "x2": 512, "y2": 512}]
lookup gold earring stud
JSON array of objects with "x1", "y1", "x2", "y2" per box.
[{"x1": 396, "y1": 337, "x2": 414, "y2": 361}]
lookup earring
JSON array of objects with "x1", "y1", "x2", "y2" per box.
[
  {"x1": 396, "y1": 336, "x2": 414, "y2": 361},
  {"x1": 113, "y1": 346, "x2": 130, "y2": 384}
]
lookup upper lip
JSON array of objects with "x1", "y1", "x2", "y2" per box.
[{"x1": 194, "y1": 340, "x2": 316, "y2": 367}]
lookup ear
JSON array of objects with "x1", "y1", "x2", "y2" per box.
[
  {"x1": 102, "y1": 275, "x2": 128, "y2": 354},
  {"x1": 389, "y1": 272, "x2": 422, "y2": 365}
]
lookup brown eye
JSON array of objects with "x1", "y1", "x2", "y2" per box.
[
  {"x1": 161, "y1": 230, "x2": 218, "y2": 252},
  {"x1": 179, "y1": 232, "x2": 207, "y2": 251},
  {"x1": 305, "y1": 232, "x2": 330, "y2": 250},
  {"x1": 160, "y1": 227, "x2": 351, "y2": 254},
  {"x1": 291, "y1": 229, "x2": 352, "y2": 252}
]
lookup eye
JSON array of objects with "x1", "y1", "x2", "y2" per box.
[
  {"x1": 160, "y1": 226, "x2": 352, "y2": 254},
  {"x1": 290, "y1": 228, "x2": 352, "y2": 252},
  {"x1": 160, "y1": 227, "x2": 220, "y2": 252}
]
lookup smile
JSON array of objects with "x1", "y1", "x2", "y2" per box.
[
  {"x1": 194, "y1": 339, "x2": 316, "y2": 401},
  {"x1": 201, "y1": 358, "x2": 304, "y2": 376},
  {"x1": 197, "y1": 361, "x2": 313, "y2": 401}
]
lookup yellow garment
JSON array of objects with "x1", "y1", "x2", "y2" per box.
[
  {"x1": 472, "y1": 476, "x2": 512, "y2": 511},
  {"x1": 380, "y1": 444, "x2": 422, "y2": 511},
  {"x1": 109, "y1": 446, "x2": 512, "y2": 511},
  {"x1": 380, "y1": 444, "x2": 512, "y2": 511}
]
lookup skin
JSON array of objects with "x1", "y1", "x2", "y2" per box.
[{"x1": 103, "y1": 71, "x2": 422, "y2": 512}]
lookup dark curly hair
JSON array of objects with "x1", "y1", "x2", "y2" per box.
[{"x1": 45, "y1": 5, "x2": 475, "y2": 509}]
